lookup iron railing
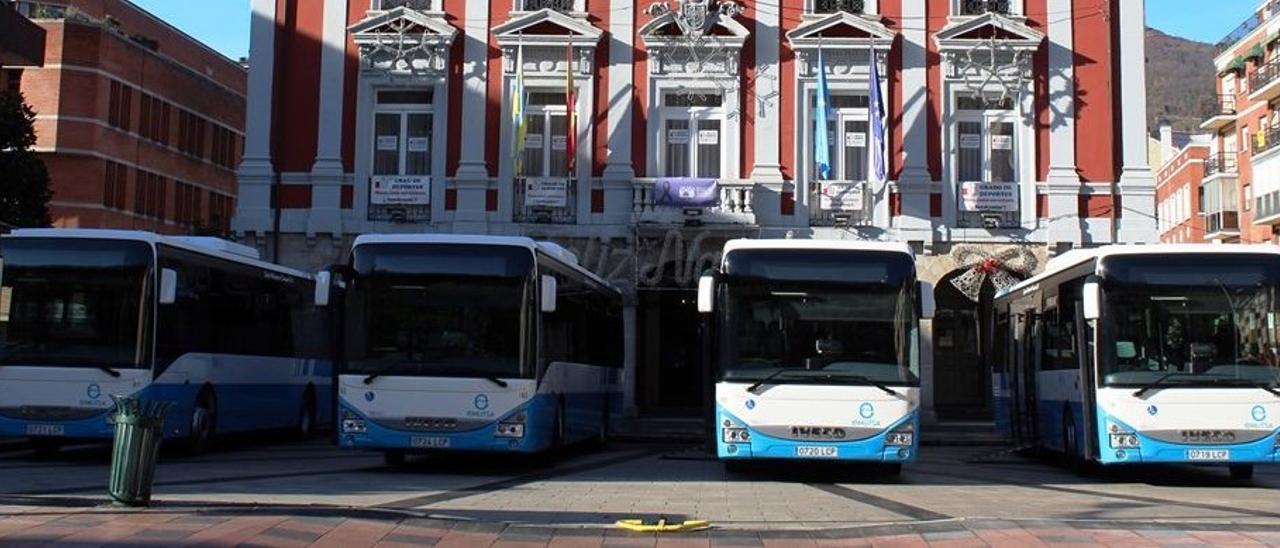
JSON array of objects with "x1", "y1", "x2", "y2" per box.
[
  {"x1": 1250, "y1": 59, "x2": 1280, "y2": 95},
  {"x1": 514, "y1": 177, "x2": 577, "y2": 224},
  {"x1": 959, "y1": 0, "x2": 1011, "y2": 16},
  {"x1": 809, "y1": 181, "x2": 874, "y2": 227},
  {"x1": 1217, "y1": 0, "x2": 1280, "y2": 53},
  {"x1": 522, "y1": 0, "x2": 574, "y2": 10},
  {"x1": 1255, "y1": 125, "x2": 1280, "y2": 155},
  {"x1": 1204, "y1": 153, "x2": 1238, "y2": 178},
  {"x1": 813, "y1": 0, "x2": 864, "y2": 14}
]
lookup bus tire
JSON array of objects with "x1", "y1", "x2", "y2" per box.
[
  {"x1": 294, "y1": 387, "x2": 316, "y2": 440},
  {"x1": 724, "y1": 460, "x2": 751, "y2": 475},
  {"x1": 184, "y1": 389, "x2": 217, "y2": 455},
  {"x1": 881, "y1": 463, "x2": 903, "y2": 477},
  {"x1": 597, "y1": 396, "x2": 609, "y2": 449},
  {"x1": 1229, "y1": 464, "x2": 1254, "y2": 480},
  {"x1": 383, "y1": 450, "x2": 406, "y2": 467},
  {"x1": 1062, "y1": 411, "x2": 1083, "y2": 476},
  {"x1": 30, "y1": 439, "x2": 61, "y2": 459},
  {"x1": 553, "y1": 399, "x2": 567, "y2": 453}
]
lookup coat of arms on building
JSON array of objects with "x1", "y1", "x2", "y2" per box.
[{"x1": 646, "y1": 0, "x2": 741, "y2": 41}]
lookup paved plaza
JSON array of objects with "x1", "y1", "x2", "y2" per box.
[{"x1": 1, "y1": 438, "x2": 1279, "y2": 546}]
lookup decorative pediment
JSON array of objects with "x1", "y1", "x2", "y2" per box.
[
  {"x1": 935, "y1": 12, "x2": 1044, "y2": 50},
  {"x1": 494, "y1": 9, "x2": 604, "y2": 48},
  {"x1": 639, "y1": 8, "x2": 751, "y2": 49},
  {"x1": 350, "y1": 7, "x2": 458, "y2": 76},
  {"x1": 786, "y1": 12, "x2": 895, "y2": 49}
]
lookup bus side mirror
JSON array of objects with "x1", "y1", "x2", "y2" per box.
[
  {"x1": 1083, "y1": 280, "x2": 1101, "y2": 321},
  {"x1": 314, "y1": 271, "x2": 332, "y2": 307},
  {"x1": 540, "y1": 275, "x2": 557, "y2": 313},
  {"x1": 918, "y1": 281, "x2": 935, "y2": 320},
  {"x1": 159, "y1": 268, "x2": 177, "y2": 305},
  {"x1": 697, "y1": 274, "x2": 715, "y2": 314}
]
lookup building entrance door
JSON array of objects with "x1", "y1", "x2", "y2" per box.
[
  {"x1": 636, "y1": 289, "x2": 705, "y2": 417},
  {"x1": 933, "y1": 272, "x2": 995, "y2": 421}
]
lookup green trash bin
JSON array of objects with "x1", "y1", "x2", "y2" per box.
[{"x1": 107, "y1": 396, "x2": 174, "y2": 506}]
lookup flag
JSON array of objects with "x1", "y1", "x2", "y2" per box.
[
  {"x1": 814, "y1": 43, "x2": 832, "y2": 180},
  {"x1": 565, "y1": 39, "x2": 577, "y2": 174},
  {"x1": 511, "y1": 42, "x2": 527, "y2": 175},
  {"x1": 869, "y1": 45, "x2": 888, "y2": 185}
]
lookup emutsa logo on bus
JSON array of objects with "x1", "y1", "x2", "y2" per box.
[{"x1": 466, "y1": 394, "x2": 494, "y2": 418}]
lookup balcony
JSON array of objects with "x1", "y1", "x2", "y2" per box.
[
  {"x1": 1254, "y1": 125, "x2": 1280, "y2": 156},
  {"x1": 1203, "y1": 153, "x2": 1238, "y2": 179},
  {"x1": 514, "y1": 177, "x2": 577, "y2": 224},
  {"x1": 1202, "y1": 176, "x2": 1241, "y2": 241},
  {"x1": 1204, "y1": 211, "x2": 1241, "y2": 241},
  {"x1": 1249, "y1": 59, "x2": 1280, "y2": 102},
  {"x1": 958, "y1": 0, "x2": 1011, "y2": 16},
  {"x1": 812, "y1": 0, "x2": 864, "y2": 15},
  {"x1": 809, "y1": 181, "x2": 874, "y2": 227},
  {"x1": 1199, "y1": 95, "x2": 1238, "y2": 130},
  {"x1": 1217, "y1": 1, "x2": 1280, "y2": 53},
  {"x1": 632, "y1": 179, "x2": 755, "y2": 225},
  {"x1": 1256, "y1": 190, "x2": 1280, "y2": 225}
]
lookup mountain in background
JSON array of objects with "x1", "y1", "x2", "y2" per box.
[{"x1": 1146, "y1": 27, "x2": 1217, "y2": 136}]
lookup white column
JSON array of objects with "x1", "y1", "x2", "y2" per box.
[
  {"x1": 233, "y1": 0, "x2": 279, "y2": 236},
  {"x1": 1116, "y1": 0, "x2": 1156, "y2": 243},
  {"x1": 897, "y1": 0, "x2": 933, "y2": 242},
  {"x1": 1045, "y1": 0, "x2": 1081, "y2": 244},
  {"x1": 601, "y1": 0, "x2": 636, "y2": 223},
  {"x1": 454, "y1": 0, "x2": 492, "y2": 229},
  {"x1": 750, "y1": 1, "x2": 784, "y2": 184},
  {"x1": 308, "y1": 0, "x2": 349, "y2": 237}
]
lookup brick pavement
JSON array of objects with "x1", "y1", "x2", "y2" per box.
[{"x1": 1, "y1": 502, "x2": 1279, "y2": 547}]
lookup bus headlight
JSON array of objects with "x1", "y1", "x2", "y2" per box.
[
  {"x1": 495, "y1": 412, "x2": 526, "y2": 438},
  {"x1": 341, "y1": 414, "x2": 367, "y2": 434},
  {"x1": 1107, "y1": 421, "x2": 1139, "y2": 449},
  {"x1": 885, "y1": 422, "x2": 915, "y2": 446},
  {"x1": 723, "y1": 427, "x2": 750, "y2": 443}
]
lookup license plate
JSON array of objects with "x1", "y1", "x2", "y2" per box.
[
  {"x1": 26, "y1": 424, "x2": 64, "y2": 436},
  {"x1": 796, "y1": 446, "x2": 838, "y2": 458},
  {"x1": 1187, "y1": 449, "x2": 1230, "y2": 461},
  {"x1": 410, "y1": 436, "x2": 450, "y2": 448}
]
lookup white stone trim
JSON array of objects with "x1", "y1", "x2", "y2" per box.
[
  {"x1": 752, "y1": 0, "x2": 784, "y2": 184},
  {"x1": 455, "y1": 0, "x2": 494, "y2": 187},
  {"x1": 33, "y1": 146, "x2": 235, "y2": 197},
  {"x1": 34, "y1": 115, "x2": 242, "y2": 172},
  {"x1": 897, "y1": 0, "x2": 932, "y2": 240},
  {"x1": 308, "y1": 0, "x2": 353, "y2": 236},
  {"x1": 602, "y1": 0, "x2": 635, "y2": 182},
  {"x1": 235, "y1": 0, "x2": 280, "y2": 235},
  {"x1": 1116, "y1": 0, "x2": 1156, "y2": 244}
]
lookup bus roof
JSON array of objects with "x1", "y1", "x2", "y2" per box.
[
  {"x1": 351, "y1": 233, "x2": 615, "y2": 292},
  {"x1": 3, "y1": 229, "x2": 312, "y2": 280},
  {"x1": 723, "y1": 239, "x2": 914, "y2": 257},
  {"x1": 999, "y1": 244, "x2": 1280, "y2": 299}
]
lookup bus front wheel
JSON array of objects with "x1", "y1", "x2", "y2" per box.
[
  {"x1": 294, "y1": 388, "x2": 316, "y2": 440},
  {"x1": 185, "y1": 390, "x2": 216, "y2": 455},
  {"x1": 1229, "y1": 464, "x2": 1254, "y2": 480},
  {"x1": 1062, "y1": 412, "x2": 1083, "y2": 476},
  {"x1": 383, "y1": 451, "x2": 406, "y2": 467}
]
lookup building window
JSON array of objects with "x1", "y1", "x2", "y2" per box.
[
  {"x1": 173, "y1": 182, "x2": 203, "y2": 226},
  {"x1": 177, "y1": 110, "x2": 207, "y2": 158},
  {"x1": 519, "y1": 91, "x2": 570, "y2": 178},
  {"x1": 372, "y1": 90, "x2": 434, "y2": 177},
  {"x1": 108, "y1": 80, "x2": 133, "y2": 131},
  {"x1": 520, "y1": 0, "x2": 575, "y2": 11},
  {"x1": 808, "y1": 94, "x2": 871, "y2": 183},
  {"x1": 210, "y1": 125, "x2": 239, "y2": 170},
  {"x1": 134, "y1": 171, "x2": 167, "y2": 220},
  {"x1": 659, "y1": 92, "x2": 724, "y2": 179},
  {"x1": 103, "y1": 161, "x2": 128, "y2": 209},
  {"x1": 138, "y1": 93, "x2": 170, "y2": 145},
  {"x1": 208, "y1": 193, "x2": 233, "y2": 233},
  {"x1": 2, "y1": 69, "x2": 22, "y2": 95},
  {"x1": 812, "y1": 0, "x2": 865, "y2": 14},
  {"x1": 376, "y1": 0, "x2": 435, "y2": 11},
  {"x1": 957, "y1": 0, "x2": 1011, "y2": 16},
  {"x1": 954, "y1": 94, "x2": 1018, "y2": 228}
]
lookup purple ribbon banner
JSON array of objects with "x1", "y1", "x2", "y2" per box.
[{"x1": 654, "y1": 178, "x2": 719, "y2": 208}]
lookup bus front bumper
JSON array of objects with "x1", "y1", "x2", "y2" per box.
[
  {"x1": 716, "y1": 407, "x2": 918, "y2": 463},
  {"x1": 1095, "y1": 421, "x2": 1280, "y2": 465},
  {"x1": 0, "y1": 409, "x2": 115, "y2": 440},
  {"x1": 336, "y1": 403, "x2": 548, "y2": 454}
]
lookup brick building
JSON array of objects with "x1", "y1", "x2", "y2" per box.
[
  {"x1": 5, "y1": 0, "x2": 245, "y2": 234},
  {"x1": 233, "y1": 0, "x2": 1154, "y2": 421},
  {"x1": 1155, "y1": 135, "x2": 1209, "y2": 244},
  {"x1": 0, "y1": 2, "x2": 44, "y2": 87}
]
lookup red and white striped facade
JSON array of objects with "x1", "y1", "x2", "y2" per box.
[{"x1": 231, "y1": 0, "x2": 1154, "y2": 419}]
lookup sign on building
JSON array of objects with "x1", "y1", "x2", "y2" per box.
[
  {"x1": 959, "y1": 181, "x2": 1019, "y2": 212},
  {"x1": 820, "y1": 182, "x2": 864, "y2": 212},
  {"x1": 370, "y1": 175, "x2": 431, "y2": 205},
  {"x1": 654, "y1": 178, "x2": 719, "y2": 208},
  {"x1": 525, "y1": 179, "x2": 569, "y2": 208}
]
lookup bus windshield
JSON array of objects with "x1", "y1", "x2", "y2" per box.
[
  {"x1": 343, "y1": 244, "x2": 534, "y2": 379},
  {"x1": 0, "y1": 238, "x2": 154, "y2": 369},
  {"x1": 1100, "y1": 254, "x2": 1280, "y2": 388}
]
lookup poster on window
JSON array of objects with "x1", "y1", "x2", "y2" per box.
[
  {"x1": 991, "y1": 135, "x2": 1013, "y2": 150},
  {"x1": 376, "y1": 135, "x2": 399, "y2": 151},
  {"x1": 525, "y1": 134, "x2": 544, "y2": 149},
  {"x1": 370, "y1": 175, "x2": 431, "y2": 205},
  {"x1": 525, "y1": 179, "x2": 568, "y2": 208},
  {"x1": 959, "y1": 134, "x2": 981, "y2": 149},
  {"x1": 667, "y1": 128, "x2": 690, "y2": 144},
  {"x1": 407, "y1": 137, "x2": 430, "y2": 152},
  {"x1": 820, "y1": 182, "x2": 864, "y2": 212},
  {"x1": 697, "y1": 129, "x2": 719, "y2": 145},
  {"x1": 551, "y1": 135, "x2": 568, "y2": 151},
  {"x1": 846, "y1": 133, "x2": 866, "y2": 148},
  {"x1": 654, "y1": 178, "x2": 719, "y2": 208},
  {"x1": 959, "y1": 181, "x2": 1019, "y2": 212}
]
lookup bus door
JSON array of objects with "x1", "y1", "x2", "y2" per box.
[
  {"x1": 1010, "y1": 301, "x2": 1040, "y2": 447},
  {"x1": 1074, "y1": 299, "x2": 1098, "y2": 461}
]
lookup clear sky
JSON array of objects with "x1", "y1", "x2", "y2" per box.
[{"x1": 130, "y1": 0, "x2": 1265, "y2": 61}]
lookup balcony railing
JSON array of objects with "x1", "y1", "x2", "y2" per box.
[
  {"x1": 1204, "y1": 153, "x2": 1238, "y2": 178},
  {"x1": 521, "y1": 0, "x2": 574, "y2": 11},
  {"x1": 958, "y1": 0, "x2": 1011, "y2": 16},
  {"x1": 1201, "y1": 95, "x2": 1238, "y2": 130},
  {"x1": 1217, "y1": 0, "x2": 1280, "y2": 54},
  {"x1": 957, "y1": 181, "x2": 1021, "y2": 229},
  {"x1": 809, "y1": 181, "x2": 873, "y2": 227},
  {"x1": 514, "y1": 177, "x2": 577, "y2": 224},
  {"x1": 812, "y1": 0, "x2": 864, "y2": 14},
  {"x1": 377, "y1": 0, "x2": 434, "y2": 11},
  {"x1": 1254, "y1": 125, "x2": 1280, "y2": 155},
  {"x1": 1205, "y1": 211, "x2": 1241, "y2": 237},
  {"x1": 1214, "y1": 94, "x2": 1237, "y2": 116},
  {"x1": 1250, "y1": 59, "x2": 1280, "y2": 100},
  {"x1": 632, "y1": 179, "x2": 755, "y2": 224}
]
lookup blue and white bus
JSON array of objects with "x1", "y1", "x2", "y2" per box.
[
  {"x1": 697, "y1": 240, "x2": 934, "y2": 474},
  {"x1": 0, "y1": 229, "x2": 333, "y2": 455},
  {"x1": 993, "y1": 245, "x2": 1280, "y2": 479},
  {"x1": 324, "y1": 235, "x2": 623, "y2": 465}
]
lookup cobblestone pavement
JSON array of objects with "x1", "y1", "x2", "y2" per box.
[{"x1": 1, "y1": 437, "x2": 1278, "y2": 546}]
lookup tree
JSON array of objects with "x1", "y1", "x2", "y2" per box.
[{"x1": 0, "y1": 91, "x2": 51, "y2": 228}]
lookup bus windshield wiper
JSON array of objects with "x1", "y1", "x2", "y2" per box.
[
  {"x1": 1132, "y1": 372, "x2": 1191, "y2": 397},
  {"x1": 483, "y1": 376, "x2": 509, "y2": 388},
  {"x1": 822, "y1": 373, "x2": 900, "y2": 396},
  {"x1": 746, "y1": 367, "x2": 797, "y2": 394},
  {"x1": 97, "y1": 365, "x2": 121, "y2": 378}
]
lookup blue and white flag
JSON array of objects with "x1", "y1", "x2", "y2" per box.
[
  {"x1": 814, "y1": 44, "x2": 832, "y2": 181},
  {"x1": 868, "y1": 47, "x2": 888, "y2": 185}
]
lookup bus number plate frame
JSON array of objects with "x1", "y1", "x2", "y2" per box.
[
  {"x1": 410, "y1": 436, "x2": 451, "y2": 449},
  {"x1": 1186, "y1": 449, "x2": 1229, "y2": 461},
  {"x1": 796, "y1": 446, "x2": 838, "y2": 458},
  {"x1": 26, "y1": 424, "x2": 64, "y2": 436}
]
